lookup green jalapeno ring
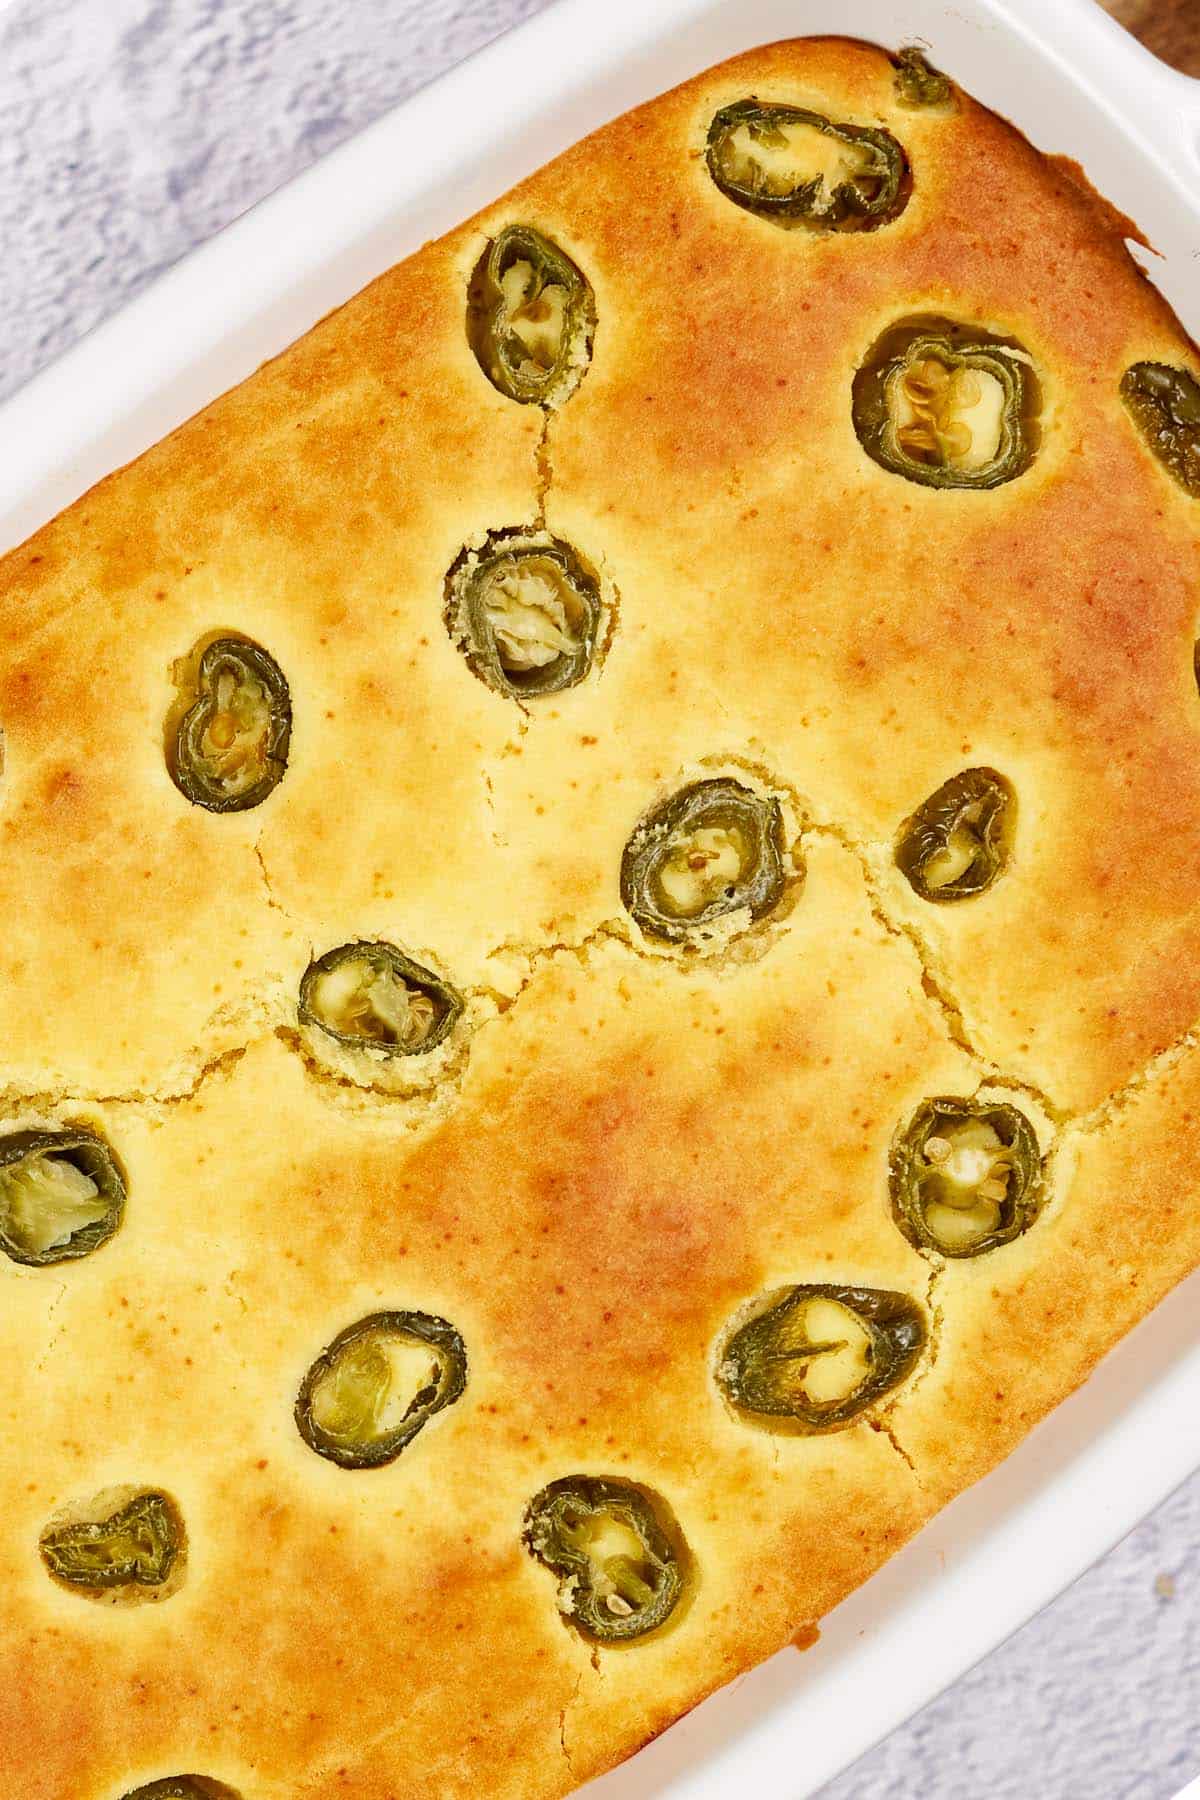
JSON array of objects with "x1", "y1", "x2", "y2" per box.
[
  {"x1": 0, "y1": 1125, "x2": 126, "y2": 1267},
  {"x1": 1120, "y1": 361, "x2": 1200, "y2": 498},
  {"x1": 467, "y1": 223, "x2": 597, "y2": 408},
  {"x1": 40, "y1": 1489, "x2": 185, "y2": 1598},
  {"x1": 893, "y1": 47, "x2": 954, "y2": 110},
  {"x1": 853, "y1": 315, "x2": 1040, "y2": 490},
  {"x1": 295, "y1": 1310, "x2": 468, "y2": 1470},
  {"x1": 889, "y1": 1094, "x2": 1044, "y2": 1259},
  {"x1": 705, "y1": 98, "x2": 910, "y2": 230},
  {"x1": 523, "y1": 1475, "x2": 688, "y2": 1645},
  {"x1": 444, "y1": 528, "x2": 604, "y2": 701},
  {"x1": 716, "y1": 1283, "x2": 927, "y2": 1433},
  {"x1": 620, "y1": 775, "x2": 789, "y2": 945},
  {"x1": 895, "y1": 766, "x2": 1016, "y2": 903},
  {"x1": 299, "y1": 942, "x2": 464, "y2": 1061},
  {"x1": 167, "y1": 631, "x2": 292, "y2": 814},
  {"x1": 121, "y1": 1780, "x2": 241, "y2": 1800}
]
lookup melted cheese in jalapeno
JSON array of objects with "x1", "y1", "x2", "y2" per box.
[
  {"x1": 296, "y1": 1310, "x2": 468, "y2": 1469},
  {"x1": 920, "y1": 1116, "x2": 1013, "y2": 1251},
  {"x1": 307, "y1": 955, "x2": 439, "y2": 1053},
  {"x1": 721, "y1": 118, "x2": 876, "y2": 204},
  {"x1": 558, "y1": 1510, "x2": 658, "y2": 1621},
  {"x1": 196, "y1": 666, "x2": 274, "y2": 801},
  {"x1": 919, "y1": 806, "x2": 989, "y2": 891},
  {"x1": 40, "y1": 1490, "x2": 183, "y2": 1594},
  {"x1": 308, "y1": 1330, "x2": 442, "y2": 1452},
  {"x1": 791, "y1": 1298, "x2": 874, "y2": 1406},
  {"x1": 656, "y1": 824, "x2": 749, "y2": 918},
  {"x1": 0, "y1": 1153, "x2": 108, "y2": 1258},
  {"x1": 894, "y1": 358, "x2": 1006, "y2": 473},
  {"x1": 481, "y1": 555, "x2": 587, "y2": 676},
  {"x1": 498, "y1": 260, "x2": 569, "y2": 377}
]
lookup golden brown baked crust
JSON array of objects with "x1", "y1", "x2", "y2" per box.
[{"x1": 0, "y1": 34, "x2": 1198, "y2": 1800}]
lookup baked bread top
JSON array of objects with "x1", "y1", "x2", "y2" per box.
[{"x1": 0, "y1": 33, "x2": 1198, "y2": 1800}]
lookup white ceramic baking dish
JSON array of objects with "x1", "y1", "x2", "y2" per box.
[{"x1": 2, "y1": 1, "x2": 1199, "y2": 1794}]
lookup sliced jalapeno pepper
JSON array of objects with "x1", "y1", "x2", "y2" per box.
[
  {"x1": 853, "y1": 316, "x2": 1040, "y2": 488},
  {"x1": 296, "y1": 1310, "x2": 468, "y2": 1470},
  {"x1": 890, "y1": 1095, "x2": 1043, "y2": 1257},
  {"x1": 620, "y1": 776, "x2": 787, "y2": 944},
  {"x1": 893, "y1": 46, "x2": 953, "y2": 109},
  {"x1": 895, "y1": 767, "x2": 1016, "y2": 902},
  {"x1": 121, "y1": 1781, "x2": 241, "y2": 1800},
  {"x1": 0, "y1": 1126, "x2": 125, "y2": 1267},
  {"x1": 444, "y1": 528, "x2": 602, "y2": 700},
  {"x1": 523, "y1": 1476, "x2": 686, "y2": 1644},
  {"x1": 706, "y1": 99, "x2": 908, "y2": 230},
  {"x1": 299, "y1": 942, "x2": 463, "y2": 1059},
  {"x1": 467, "y1": 224, "x2": 596, "y2": 407},
  {"x1": 40, "y1": 1490, "x2": 184, "y2": 1595},
  {"x1": 1120, "y1": 362, "x2": 1200, "y2": 496},
  {"x1": 167, "y1": 633, "x2": 291, "y2": 813},
  {"x1": 717, "y1": 1284, "x2": 926, "y2": 1431}
]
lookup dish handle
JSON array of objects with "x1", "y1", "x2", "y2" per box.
[
  {"x1": 989, "y1": 0, "x2": 1200, "y2": 190},
  {"x1": 1154, "y1": 63, "x2": 1200, "y2": 188}
]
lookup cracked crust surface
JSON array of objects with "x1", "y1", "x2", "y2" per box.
[
  {"x1": 0, "y1": 842, "x2": 952, "y2": 1798},
  {"x1": 0, "y1": 32, "x2": 1199, "y2": 1800}
]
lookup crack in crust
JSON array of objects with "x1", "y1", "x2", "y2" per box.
[
  {"x1": 803, "y1": 815, "x2": 1067, "y2": 1126},
  {"x1": 534, "y1": 409, "x2": 555, "y2": 527},
  {"x1": 290, "y1": 1645, "x2": 590, "y2": 1800},
  {"x1": 880, "y1": 1260, "x2": 945, "y2": 1432},
  {"x1": 1071, "y1": 1024, "x2": 1200, "y2": 1138},
  {"x1": 273, "y1": 1020, "x2": 479, "y2": 1122},
  {"x1": 481, "y1": 767, "x2": 506, "y2": 849},
  {"x1": 870, "y1": 1416, "x2": 921, "y2": 1483},
  {"x1": 558, "y1": 1671, "x2": 584, "y2": 1781},
  {"x1": 253, "y1": 837, "x2": 297, "y2": 926},
  {"x1": 33, "y1": 1280, "x2": 69, "y2": 1375},
  {"x1": 7, "y1": 798, "x2": 1193, "y2": 1145},
  {"x1": 805, "y1": 809, "x2": 1200, "y2": 1140},
  {"x1": 0, "y1": 1043, "x2": 250, "y2": 1116}
]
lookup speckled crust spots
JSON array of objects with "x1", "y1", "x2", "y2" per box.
[
  {"x1": 541, "y1": 35, "x2": 1200, "y2": 1111},
  {"x1": 0, "y1": 224, "x2": 541, "y2": 1091},
  {"x1": 0, "y1": 596, "x2": 298, "y2": 1097},
  {"x1": 888, "y1": 1037, "x2": 1200, "y2": 1507}
]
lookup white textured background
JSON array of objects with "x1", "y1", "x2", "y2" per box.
[{"x1": 2, "y1": 3, "x2": 1200, "y2": 1795}]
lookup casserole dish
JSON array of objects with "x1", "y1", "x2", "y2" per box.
[{"x1": 1, "y1": 4, "x2": 1199, "y2": 1798}]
